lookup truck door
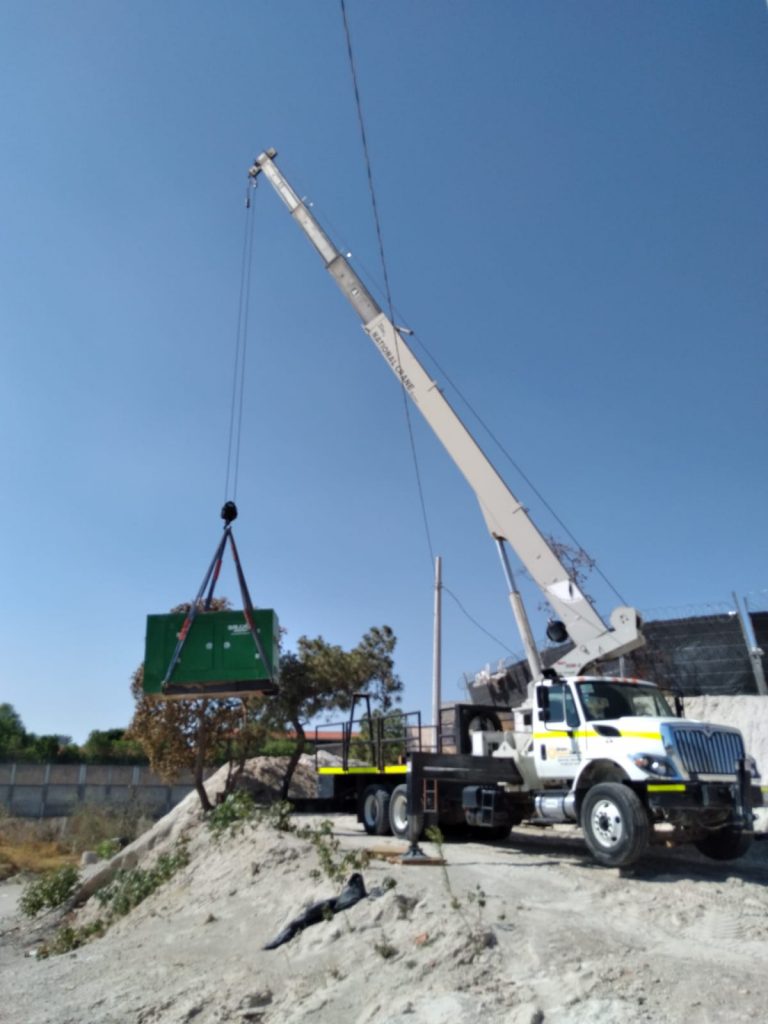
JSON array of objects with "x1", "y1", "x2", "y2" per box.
[{"x1": 535, "y1": 682, "x2": 582, "y2": 781}]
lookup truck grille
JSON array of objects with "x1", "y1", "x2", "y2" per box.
[{"x1": 670, "y1": 726, "x2": 744, "y2": 776}]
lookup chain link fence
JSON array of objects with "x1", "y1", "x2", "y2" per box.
[{"x1": 467, "y1": 591, "x2": 768, "y2": 703}]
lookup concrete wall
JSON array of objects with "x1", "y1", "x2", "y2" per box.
[
  {"x1": 0, "y1": 763, "x2": 212, "y2": 819},
  {"x1": 684, "y1": 696, "x2": 768, "y2": 778}
]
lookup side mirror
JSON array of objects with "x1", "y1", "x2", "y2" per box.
[
  {"x1": 674, "y1": 693, "x2": 685, "y2": 718},
  {"x1": 536, "y1": 686, "x2": 551, "y2": 722}
]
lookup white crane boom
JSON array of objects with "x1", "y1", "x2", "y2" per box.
[{"x1": 249, "y1": 149, "x2": 644, "y2": 675}]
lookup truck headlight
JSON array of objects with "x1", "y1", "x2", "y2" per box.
[
  {"x1": 744, "y1": 755, "x2": 760, "y2": 779},
  {"x1": 631, "y1": 753, "x2": 680, "y2": 778}
]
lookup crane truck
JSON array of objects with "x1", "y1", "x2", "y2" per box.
[{"x1": 249, "y1": 149, "x2": 763, "y2": 868}]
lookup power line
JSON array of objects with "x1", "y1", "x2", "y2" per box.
[
  {"x1": 224, "y1": 183, "x2": 257, "y2": 502},
  {"x1": 340, "y1": 0, "x2": 435, "y2": 570}
]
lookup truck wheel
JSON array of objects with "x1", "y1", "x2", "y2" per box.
[
  {"x1": 581, "y1": 782, "x2": 649, "y2": 867},
  {"x1": 361, "y1": 785, "x2": 391, "y2": 836},
  {"x1": 389, "y1": 783, "x2": 424, "y2": 841},
  {"x1": 695, "y1": 828, "x2": 753, "y2": 861}
]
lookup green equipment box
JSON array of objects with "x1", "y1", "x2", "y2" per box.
[{"x1": 143, "y1": 609, "x2": 279, "y2": 699}]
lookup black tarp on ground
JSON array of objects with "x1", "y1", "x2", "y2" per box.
[{"x1": 469, "y1": 612, "x2": 758, "y2": 705}]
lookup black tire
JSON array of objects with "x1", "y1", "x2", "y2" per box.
[
  {"x1": 580, "y1": 782, "x2": 650, "y2": 868},
  {"x1": 695, "y1": 828, "x2": 753, "y2": 861},
  {"x1": 459, "y1": 709, "x2": 503, "y2": 754},
  {"x1": 389, "y1": 783, "x2": 424, "y2": 841},
  {"x1": 361, "y1": 785, "x2": 391, "y2": 836}
]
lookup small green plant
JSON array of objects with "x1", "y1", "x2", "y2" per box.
[
  {"x1": 295, "y1": 819, "x2": 369, "y2": 885},
  {"x1": 259, "y1": 800, "x2": 295, "y2": 833},
  {"x1": 467, "y1": 883, "x2": 487, "y2": 911},
  {"x1": 38, "y1": 920, "x2": 105, "y2": 958},
  {"x1": 206, "y1": 791, "x2": 258, "y2": 838},
  {"x1": 425, "y1": 826, "x2": 460, "y2": 909},
  {"x1": 20, "y1": 865, "x2": 80, "y2": 917},
  {"x1": 423, "y1": 826, "x2": 492, "y2": 958},
  {"x1": 206, "y1": 793, "x2": 296, "y2": 839},
  {"x1": 95, "y1": 838, "x2": 121, "y2": 861},
  {"x1": 95, "y1": 840, "x2": 189, "y2": 918}
]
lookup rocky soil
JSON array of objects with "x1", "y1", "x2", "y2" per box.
[{"x1": 3, "y1": 699, "x2": 768, "y2": 1024}]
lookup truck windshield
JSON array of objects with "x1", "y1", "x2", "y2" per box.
[{"x1": 576, "y1": 681, "x2": 673, "y2": 721}]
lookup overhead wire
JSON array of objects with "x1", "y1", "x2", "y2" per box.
[
  {"x1": 308, "y1": 188, "x2": 628, "y2": 614},
  {"x1": 223, "y1": 181, "x2": 258, "y2": 503},
  {"x1": 340, "y1": 0, "x2": 435, "y2": 570},
  {"x1": 338, "y1": 1, "x2": 625, "y2": 650},
  {"x1": 403, "y1": 326, "x2": 629, "y2": 607}
]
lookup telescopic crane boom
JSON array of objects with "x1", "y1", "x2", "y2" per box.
[{"x1": 249, "y1": 149, "x2": 643, "y2": 677}]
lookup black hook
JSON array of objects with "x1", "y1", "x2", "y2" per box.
[{"x1": 221, "y1": 501, "x2": 238, "y2": 526}]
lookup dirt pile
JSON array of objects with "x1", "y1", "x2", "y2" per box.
[{"x1": 3, "y1": 748, "x2": 768, "y2": 1024}]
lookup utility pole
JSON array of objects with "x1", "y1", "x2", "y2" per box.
[
  {"x1": 432, "y1": 556, "x2": 442, "y2": 752},
  {"x1": 734, "y1": 592, "x2": 768, "y2": 696}
]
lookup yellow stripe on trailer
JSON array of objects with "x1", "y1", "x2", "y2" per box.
[
  {"x1": 647, "y1": 783, "x2": 687, "y2": 792},
  {"x1": 317, "y1": 765, "x2": 408, "y2": 776}
]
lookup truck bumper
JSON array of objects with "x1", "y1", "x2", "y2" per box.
[{"x1": 646, "y1": 774, "x2": 761, "y2": 828}]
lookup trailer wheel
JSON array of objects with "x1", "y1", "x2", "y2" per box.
[
  {"x1": 361, "y1": 785, "x2": 391, "y2": 836},
  {"x1": 389, "y1": 784, "x2": 424, "y2": 841},
  {"x1": 695, "y1": 828, "x2": 753, "y2": 861},
  {"x1": 581, "y1": 783, "x2": 649, "y2": 867}
]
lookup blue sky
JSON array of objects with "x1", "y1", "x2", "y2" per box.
[{"x1": 1, "y1": 1, "x2": 766, "y2": 744}]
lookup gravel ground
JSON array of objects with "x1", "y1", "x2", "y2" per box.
[{"x1": 3, "y1": 746, "x2": 768, "y2": 1024}]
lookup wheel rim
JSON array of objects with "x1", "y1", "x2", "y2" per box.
[
  {"x1": 589, "y1": 797, "x2": 624, "y2": 849},
  {"x1": 391, "y1": 793, "x2": 408, "y2": 832}
]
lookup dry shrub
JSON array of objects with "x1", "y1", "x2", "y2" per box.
[
  {"x1": 0, "y1": 803, "x2": 152, "y2": 878},
  {"x1": 63, "y1": 802, "x2": 153, "y2": 854}
]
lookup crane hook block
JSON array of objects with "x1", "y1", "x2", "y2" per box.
[{"x1": 221, "y1": 501, "x2": 238, "y2": 525}]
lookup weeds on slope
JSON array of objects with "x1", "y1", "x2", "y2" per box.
[
  {"x1": 206, "y1": 791, "x2": 369, "y2": 885},
  {"x1": 20, "y1": 865, "x2": 80, "y2": 917},
  {"x1": 425, "y1": 826, "x2": 496, "y2": 961},
  {"x1": 35, "y1": 840, "x2": 190, "y2": 959}
]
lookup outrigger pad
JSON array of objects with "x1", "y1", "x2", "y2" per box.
[{"x1": 143, "y1": 609, "x2": 279, "y2": 699}]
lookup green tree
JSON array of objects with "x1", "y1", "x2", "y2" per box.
[
  {"x1": 265, "y1": 625, "x2": 403, "y2": 799},
  {"x1": 0, "y1": 703, "x2": 27, "y2": 758},
  {"x1": 29, "y1": 735, "x2": 61, "y2": 762},
  {"x1": 81, "y1": 728, "x2": 147, "y2": 764}
]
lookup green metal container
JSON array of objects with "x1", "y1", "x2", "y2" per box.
[{"x1": 143, "y1": 609, "x2": 279, "y2": 699}]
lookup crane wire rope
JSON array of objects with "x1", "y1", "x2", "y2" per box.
[
  {"x1": 340, "y1": 0, "x2": 435, "y2": 570},
  {"x1": 308, "y1": 197, "x2": 628, "y2": 611},
  {"x1": 405, "y1": 327, "x2": 629, "y2": 608},
  {"x1": 338, "y1": 1, "x2": 624, "y2": 646},
  {"x1": 223, "y1": 184, "x2": 257, "y2": 503}
]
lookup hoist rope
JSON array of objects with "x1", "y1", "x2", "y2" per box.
[
  {"x1": 223, "y1": 184, "x2": 257, "y2": 503},
  {"x1": 340, "y1": 0, "x2": 435, "y2": 570},
  {"x1": 337, "y1": 2, "x2": 625, "y2": 647},
  {"x1": 403, "y1": 327, "x2": 629, "y2": 608},
  {"x1": 305, "y1": 195, "x2": 624, "y2": 607}
]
